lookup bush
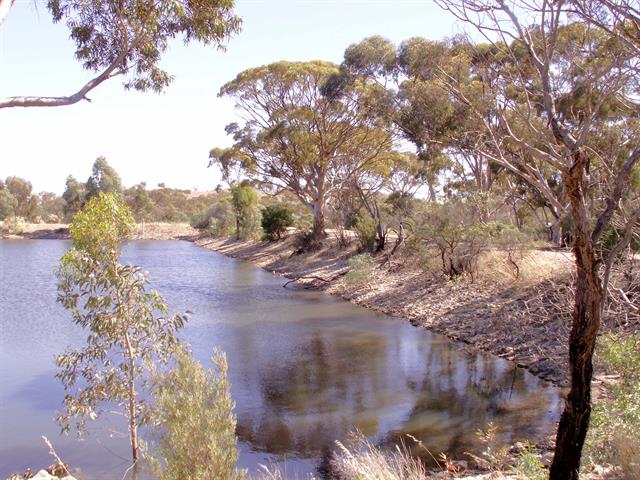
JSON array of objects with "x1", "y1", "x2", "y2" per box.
[
  {"x1": 345, "y1": 254, "x2": 375, "y2": 285},
  {"x1": 585, "y1": 334, "x2": 640, "y2": 477},
  {"x1": 261, "y1": 204, "x2": 294, "y2": 240},
  {"x1": 190, "y1": 210, "x2": 212, "y2": 230},
  {"x1": 353, "y1": 215, "x2": 377, "y2": 253},
  {"x1": 293, "y1": 230, "x2": 324, "y2": 253},
  {"x1": 149, "y1": 347, "x2": 246, "y2": 480},
  {"x1": 510, "y1": 443, "x2": 546, "y2": 480},
  {"x1": 191, "y1": 198, "x2": 236, "y2": 237}
]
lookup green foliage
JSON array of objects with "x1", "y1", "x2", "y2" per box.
[
  {"x1": 39, "y1": 192, "x2": 65, "y2": 222},
  {"x1": 261, "y1": 204, "x2": 294, "y2": 240},
  {"x1": 85, "y1": 156, "x2": 123, "y2": 200},
  {"x1": 56, "y1": 193, "x2": 187, "y2": 460},
  {"x1": 62, "y1": 175, "x2": 86, "y2": 220},
  {"x1": 191, "y1": 196, "x2": 236, "y2": 237},
  {"x1": 345, "y1": 253, "x2": 375, "y2": 285},
  {"x1": 510, "y1": 444, "x2": 546, "y2": 480},
  {"x1": 145, "y1": 187, "x2": 214, "y2": 223},
  {"x1": 231, "y1": 183, "x2": 261, "y2": 240},
  {"x1": 586, "y1": 334, "x2": 640, "y2": 476},
  {"x1": 4, "y1": 176, "x2": 40, "y2": 220},
  {"x1": 211, "y1": 60, "x2": 394, "y2": 241},
  {"x1": 68, "y1": 192, "x2": 134, "y2": 261},
  {"x1": 47, "y1": 0, "x2": 241, "y2": 94},
  {"x1": 419, "y1": 203, "x2": 486, "y2": 280},
  {"x1": 127, "y1": 183, "x2": 155, "y2": 222},
  {"x1": 597, "y1": 223, "x2": 640, "y2": 259},
  {"x1": 149, "y1": 347, "x2": 245, "y2": 480},
  {"x1": 0, "y1": 189, "x2": 18, "y2": 220},
  {"x1": 353, "y1": 215, "x2": 377, "y2": 253}
]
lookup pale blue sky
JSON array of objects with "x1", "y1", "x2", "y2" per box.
[{"x1": 0, "y1": 0, "x2": 462, "y2": 194}]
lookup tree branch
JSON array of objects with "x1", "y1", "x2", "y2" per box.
[
  {"x1": 0, "y1": 48, "x2": 129, "y2": 109},
  {"x1": 0, "y1": 0, "x2": 14, "y2": 26},
  {"x1": 592, "y1": 148, "x2": 640, "y2": 243}
]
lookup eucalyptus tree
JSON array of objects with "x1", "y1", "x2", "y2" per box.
[
  {"x1": 434, "y1": 1, "x2": 640, "y2": 477},
  {"x1": 209, "y1": 60, "x2": 395, "y2": 243},
  {"x1": 85, "y1": 156, "x2": 123, "y2": 200},
  {"x1": 341, "y1": 36, "x2": 570, "y2": 231},
  {"x1": 4, "y1": 176, "x2": 37, "y2": 219},
  {"x1": 1, "y1": 0, "x2": 241, "y2": 108},
  {"x1": 56, "y1": 192, "x2": 187, "y2": 462},
  {"x1": 0, "y1": 188, "x2": 17, "y2": 220},
  {"x1": 349, "y1": 151, "x2": 426, "y2": 251},
  {"x1": 339, "y1": 36, "x2": 456, "y2": 201},
  {"x1": 62, "y1": 174, "x2": 86, "y2": 219},
  {"x1": 230, "y1": 181, "x2": 260, "y2": 240}
]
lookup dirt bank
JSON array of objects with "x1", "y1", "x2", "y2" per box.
[
  {"x1": 1, "y1": 222, "x2": 198, "y2": 241},
  {"x1": 195, "y1": 234, "x2": 636, "y2": 391}
]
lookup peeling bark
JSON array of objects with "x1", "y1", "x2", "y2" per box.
[{"x1": 550, "y1": 154, "x2": 603, "y2": 480}]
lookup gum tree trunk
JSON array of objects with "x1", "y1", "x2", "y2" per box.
[
  {"x1": 311, "y1": 196, "x2": 326, "y2": 242},
  {"x1": 549, "y1": 155, "x2": 603, "y2": 480}
]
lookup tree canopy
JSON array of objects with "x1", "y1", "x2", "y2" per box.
[
  {"x1": 0, "y1": 0, "x2": 242, "y2": 108},
  {"x1": 209, "y1": 60, "x2": 396, "y2": 241}
]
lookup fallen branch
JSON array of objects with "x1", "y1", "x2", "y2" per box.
[{"x1": 282, "y1": 270, "x2": 348, "y2": 288}]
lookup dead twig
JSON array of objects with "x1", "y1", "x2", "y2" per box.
[{"x1": 42, "y1": 436, "x2": 70, "y2": 478}]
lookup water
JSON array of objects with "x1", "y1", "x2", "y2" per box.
[{"x1": 0, "y1": 240, "x2": 562, "y2": 478}]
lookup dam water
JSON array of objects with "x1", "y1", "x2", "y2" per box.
[{"x1": 0, "y1": 240, "x2": 561, "y2": 478}]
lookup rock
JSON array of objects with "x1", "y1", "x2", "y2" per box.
[
  {"x1": 31, "y1": 471, "x2": 54, "y2": 480},
  {"x1": 46, "y1": 463, "x2": 68, "y2": 478},
  {"x1": 6, "y1": 468, "x2": 77, "y2": 480}
]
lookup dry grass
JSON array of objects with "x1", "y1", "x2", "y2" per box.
[
  {"x1": 131, "y1": 222, "x2": 197, "y2": 240},
  {"x1": 331, "y1": 436, "x2": 430, "y2": 480},
  {"x1": 476, "y1": 249, "x2": 573, "y2": 286}
]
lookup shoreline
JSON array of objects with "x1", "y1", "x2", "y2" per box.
[
  {"x1": 0, "y1": 222, "x2": 198, "y2": 241},
  {"x1": 192, "y1": 234, "x2": 580, "y2": 389},
  {"x1": 2, "y1": 227, "x2": 619, "y2": 390},
  {"x1": 5, "y1": 228, "x2": 616, "y2": 392}
]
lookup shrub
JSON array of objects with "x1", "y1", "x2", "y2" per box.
[
  {"x1": 585, "y1": 334, "x2": 640, "y2": 477},
  {"x1": 293, "y1": 230, "x2": 324, "y2": 253},
  {"x1": 261, "y1": 204, "x2": 294, "y2": 240},
  {"x1": 0, "y1": 189, "x2": 18, "y2": 220},
  {"x1": 149, "y1": 347, "x2": 246, "y2": 480},
  {"x1": 353, "y1": 215, "x2": 377, "y2": 253},
  {"x1": 510, "y1": 443, "x2": 546, "y2": 480},
  {"x1": 231, "y1": 183, "x2": 262, "y2": 240},
  {"x1": 190, "y1": 210, "x2": 211, "y2": 230},
  {"x1": 345, "y1": 254, "x2": 375, "y2": 286},
  {"x1": 191, "y1": 198, "x2": 236, "y2": 237}
]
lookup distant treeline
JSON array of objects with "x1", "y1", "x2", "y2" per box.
[{"x1": 0, "y1": 157, "x2": 219, "y2": 224}]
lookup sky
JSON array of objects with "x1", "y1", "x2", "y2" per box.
[{"x1": 0, "y1": 0, "x2": 464, "y2": 194}]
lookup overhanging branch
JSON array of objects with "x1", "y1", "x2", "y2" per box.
[{"x1": 0, "y1": 48, "x2": 129, "y2": 109}]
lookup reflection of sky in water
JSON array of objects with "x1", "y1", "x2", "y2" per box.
[{"x1": 0, "y1": 240, "x2": 562, "y2": 479}]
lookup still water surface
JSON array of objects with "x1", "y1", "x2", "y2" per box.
[{"x1": 0, "y1": 240, "x2": 562, "y2": 478}]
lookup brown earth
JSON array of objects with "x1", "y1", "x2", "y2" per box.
[{"x1": 1, "y1": 222, "x2": 197, "y2": 240}]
